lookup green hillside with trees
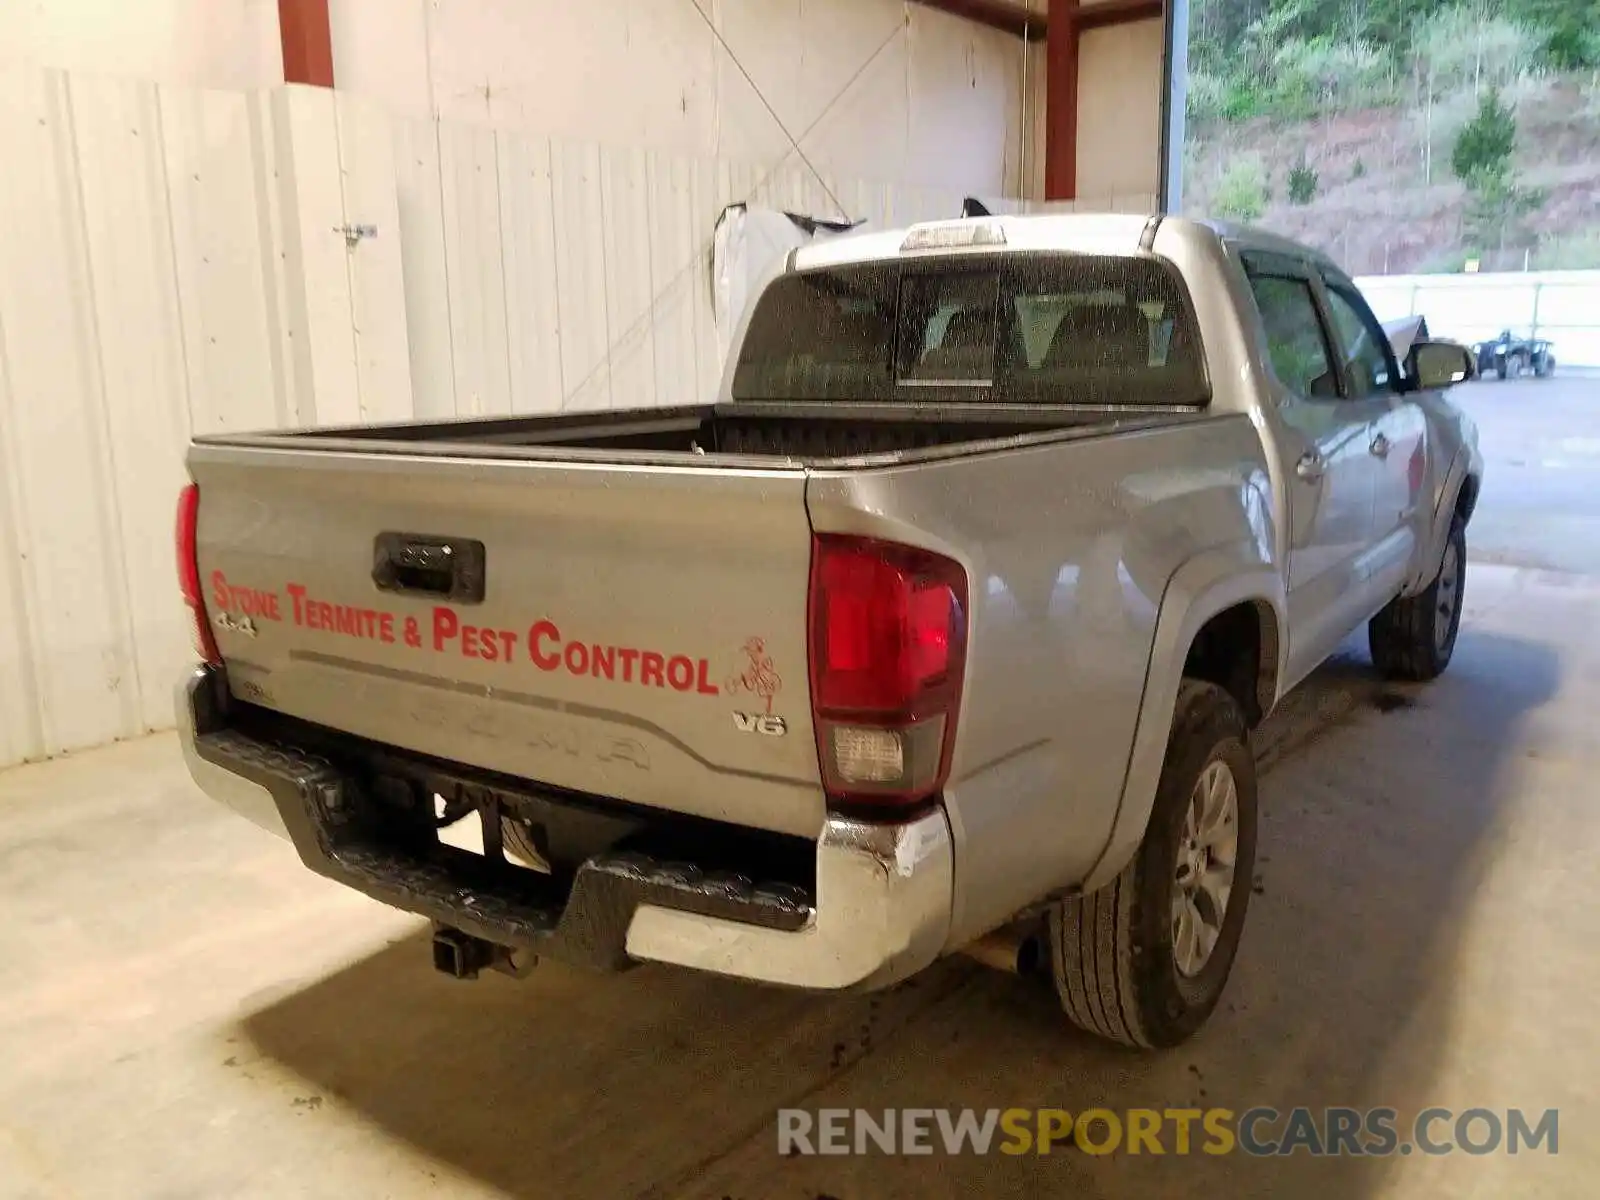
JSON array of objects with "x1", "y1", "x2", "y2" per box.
[{"x1": 1181, "y1": 0, "x2": 1600, "y2": 273}]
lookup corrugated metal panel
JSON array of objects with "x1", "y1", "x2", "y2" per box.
[
  {"x1": 335, "y1": 92, "x2": 414, "y2": 423},
  {"x1": 551, "y1": 139, "x2": 612, "y2": 411},
  {"x1": 691, "y1": 156, "x2": 727, "y2": 401},
  {"x1": 161, "y1": 84, "x2": 285, "y2": 433},
  {"x1": 599, "y1": 145, "x2": 658, "y2": 411},
  {"x1": 847, "y1": 179, "x2": 892, "y2": 228},
  {"x1": 438, "y1": 120, "x2": 511, "y2": 417},
  {"x1": 391, "y1": 117, "x2": 457, "y2": 418},
  {"x1": 496, "y1": 129, "x2": 564, "y2": 414},
  {"x1": 0, "y1": 67, "x2": 143, "y2": 757},
  {"x1": 718, "y1": 158, "x2": 762, "y2": 215},
  {"x1": 274, "y1": 86, "x2": 362, "y2": 427},
  {"x1": 646, "y1": 151, "x2": 705, "y2": 411},
  {"x1": 70, "y1": 74, "x2": 195, "y2": 736}
]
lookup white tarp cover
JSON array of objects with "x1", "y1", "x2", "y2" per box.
[{"x1": 1382, "y1": 314, "x2": 1430, "y2": 362}]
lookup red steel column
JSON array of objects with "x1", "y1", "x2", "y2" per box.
[
  {"x1": 1044, "y1": 0, "x2": 1079, "y2": 201},
  {"x1": 279, "y1": 0, "x2": 335, "y2": 87}
]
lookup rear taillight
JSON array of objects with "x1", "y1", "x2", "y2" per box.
[
  {"x1": 807, "y1": 534, "x2": 968, "y2": 817},
  {"x1": 176, "y1": 483, "x2": 221, "y2": 665}
]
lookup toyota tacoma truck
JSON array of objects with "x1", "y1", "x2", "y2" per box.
[{"x1": 175, "y1": 214, "x2": 1482, "y2": 1049}]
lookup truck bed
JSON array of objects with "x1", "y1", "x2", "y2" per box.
[
  {"x1": 185, "y1": 397, "x2": 1217, "y2": 846},
  {"x1": 203, "y1": 403, "x2": 1190, "y2": 467}
]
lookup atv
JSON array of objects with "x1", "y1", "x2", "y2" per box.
[{"x1": 1473, "y1": 330, "x2": 1557, "y2": 380}]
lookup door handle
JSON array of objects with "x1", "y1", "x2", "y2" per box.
[
  {"x1": 372, "y1": 532, "x2": 487, "y2": 603},
  {"x1": 1296, "y1": 451, "x2": 1325, "y2": 483},
  {"x1": 1369, "y1": 433, "x2": 1391, "y2": 459}
]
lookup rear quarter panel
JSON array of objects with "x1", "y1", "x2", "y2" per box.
[
  {"x1": 1405, "y1": 392, "x2": 1483, "y2": 594},
  {"x1": 807, "y1": 416, "x2": 1276, "y2": 948}
]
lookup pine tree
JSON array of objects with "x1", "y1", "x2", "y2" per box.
[{"x1": 1452, "y1": 88, "x2": 1517, "y2": 184}]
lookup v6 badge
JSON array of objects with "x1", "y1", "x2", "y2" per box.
[{"x1": 733, "y1": 712, "x2": 787, "y2": 737}]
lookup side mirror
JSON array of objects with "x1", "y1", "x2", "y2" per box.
[{"x1": 1410, "y1": 340, "x2": 1475, "y2": 390}]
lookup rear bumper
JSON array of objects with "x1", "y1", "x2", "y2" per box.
[{"x1": 176, "y1": 667, "x2": 952, "y2": 991}]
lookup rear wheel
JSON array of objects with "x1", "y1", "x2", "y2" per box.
[
  {"x1": 1369, "y1": 518, "x2": 1465, "y2": 681},
  {"x1": 1047, "y1": 681, "x2": 1257, "y2": 1049}
]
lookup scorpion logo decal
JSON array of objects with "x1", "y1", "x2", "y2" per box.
[{"x1": 725, "y1": 636, "x2": 783, "y2": 715}]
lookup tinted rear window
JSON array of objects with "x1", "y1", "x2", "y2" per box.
[{"x1": 731, "y1": 254, "x2": 1207, "y2": 405}]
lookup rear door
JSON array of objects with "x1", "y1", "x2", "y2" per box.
[
  {"x1": 1241, "y1": 255, "x2": 1381, "y2": 683},
  {"x1": 1317, "y1": 272, "x2": 1426, "y2": 600},
  {"x1": 189, "y1": 443, "x2": 825, "y2": 838}
]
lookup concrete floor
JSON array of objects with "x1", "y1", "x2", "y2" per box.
[
  {"x1": 4, "y1": 376, "x2": 1600, "y2": 1198},
  {"x1": 1451, "y1": 372, "x2": 1600, "y2": 574}
]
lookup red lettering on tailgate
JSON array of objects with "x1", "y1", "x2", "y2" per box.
[
  {"x1": 226, "y1": 579, "x2": 739, "y2": 702},
  {"x1": 564, "y1": 641, "x2": 589, "y2": 674},
  {"x1": 666, "y1": 655, "x2": 694, "y2": 692},
  {"x1": 433, "y1": 606, "x2": 459, "y2": 652},
  {"x1": 639, "y1": 652, "x2": 665, "y2": 688},
  {"x1": 697, "y1": 659, "x2": 719, "y2": 695},
  {"x1": 209, "y1": 571, "x2": 282, "y2": 620},
  {"x1": 529, "y1": 620, "x2": 561, "y2": 670}
]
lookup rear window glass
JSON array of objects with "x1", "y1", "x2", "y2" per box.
[{"x1": 731, "y1": 254, "x2": 1207, "y2": 406}]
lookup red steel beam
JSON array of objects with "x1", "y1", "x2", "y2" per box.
[
  {"x1": 278, "y1": 0, "x2": 335, "y2": 87},
  {"x1": 911, "y1": 0, "x2": 1047, "y2": 40},
  {"x1": 1043, "y1": 0, "x2": 1164, "y2": 200},
  {"x1": 1077, "y1": 0, "x2": 1163, "y2": 30},
  {"x1": 1044, "y1": 0, "x2": 1079, "y2": 200}
]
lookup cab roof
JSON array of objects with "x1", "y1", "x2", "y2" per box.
[{"x1": 788, "y1": 211, "x2": 1347, "y2": 279}]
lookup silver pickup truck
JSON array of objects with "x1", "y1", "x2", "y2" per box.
[{"x1": 176, "y1": 214, "x2": 1482, "y2": 1049}]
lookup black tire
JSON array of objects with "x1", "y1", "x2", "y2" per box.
[
  {"x1": 1369, "y1": 518, "x2": 1465, "y2": 682},
  {"x1": 1047, "y1": 681, "x2": 1257, "y2": 1049},
  {"x1": 1496, "y1": 359, "x2": 1508, "y2": 380}
]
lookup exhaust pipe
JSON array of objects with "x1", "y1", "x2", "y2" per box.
[{"x1": 962, "y1": 922, "x2": 1043, "y2": 976}]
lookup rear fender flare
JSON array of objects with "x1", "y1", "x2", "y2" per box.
[
  {"x1": 1405, "y1": 450, "x2": 1475, "y2": 596},
  {"x1": 1079, "y1": 550, "x2": 1285, "y2": 893}
]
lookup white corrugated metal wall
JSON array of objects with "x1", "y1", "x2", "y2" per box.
[{"x1": 394, "y1": 119, "x2": 993, "y2": 419}]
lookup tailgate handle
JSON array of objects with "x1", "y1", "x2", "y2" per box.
[{"x1": 372, "y1": 533, "x2": 486, "y2": 604}]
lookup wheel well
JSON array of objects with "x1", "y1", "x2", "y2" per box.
[
  {"x1": 1454, "y1": 476, "x2": 1480, "y2": 526},
  {"x1": 1182, "y1": 600, "x2": 1279, "y2": 728}
]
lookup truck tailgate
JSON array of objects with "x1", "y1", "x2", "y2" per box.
[{"x1": 188, "y1": 444, "x2": 825, "y2": 839}]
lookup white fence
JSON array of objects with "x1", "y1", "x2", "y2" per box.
[{"x1": 1357, "y1": 271, "x2": 1600, "y2": 369}]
